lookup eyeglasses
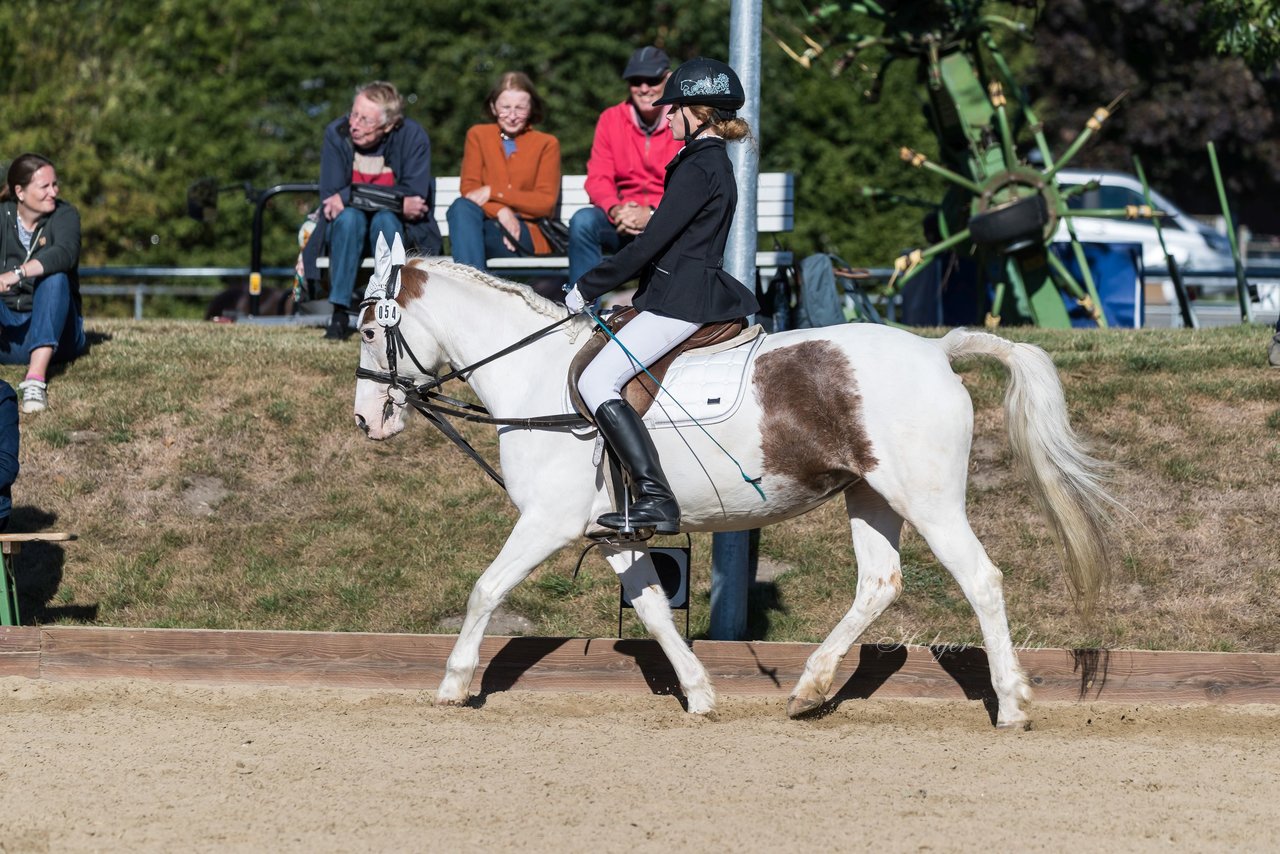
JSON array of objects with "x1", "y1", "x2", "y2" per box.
[
  {"x1": 495, "y1": 105, "x2": 531, "y2": 117},
  {"x1": 628, "y1": 76, "x2": 666, "y2": 88},
  {"x1": 349, "y1": 112, "x2": 385, "y2": 129}
]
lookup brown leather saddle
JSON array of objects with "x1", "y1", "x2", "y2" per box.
[{"x1": 568, "y1": 307, "x2": 748, "y2": 421}]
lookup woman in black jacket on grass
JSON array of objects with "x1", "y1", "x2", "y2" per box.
[
  {"x1": 565, "y1": 58, "x2": 760, "y2": 534},
  {"x1": 0, "y1": 153, "x2": 86, "y2": 414}
]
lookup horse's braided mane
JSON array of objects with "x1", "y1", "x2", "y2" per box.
[{"x1": 406, "y1": 256, "x2": 590, "y2": 340}]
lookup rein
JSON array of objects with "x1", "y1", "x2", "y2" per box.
[{"x1": 355, "y1": 292, "x2": 588, "y2": 489}]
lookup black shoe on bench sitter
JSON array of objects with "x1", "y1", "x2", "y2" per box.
[{"x1": 324, "y1": 306, "x2": 352, "y2": 340}]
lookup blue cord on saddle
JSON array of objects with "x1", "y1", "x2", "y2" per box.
[{"x1": 585, "y1": 307, "x2": 766, "y2": 501}]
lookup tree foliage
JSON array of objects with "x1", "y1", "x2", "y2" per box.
[
  {"x1": 1030, "y1": 0, "x2": 1280, "y2": 232},
  {"x1": 0, "y1": 0, "x2": 1275, "y2": 276},
  {"x1": 0, "y1": 0, "x2": 950, "y2": 270},
  {"x1": 0, "y1": 1, "x2": 753, "y2": 268},
  {"x1": 1202, "y1": 0, "x2": 1280, "y2": 71}
]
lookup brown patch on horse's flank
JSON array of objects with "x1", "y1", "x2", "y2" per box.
[
  {"x1": 753, "y1": 340, "x2": 878, "y2": 495},
  {"x1": 395, "y1": 263, "x2": 428, "y2": 305}
]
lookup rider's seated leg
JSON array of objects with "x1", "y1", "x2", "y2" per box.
[{"x1": 577, "y1": 311, "x2": 699, "y2": 534}]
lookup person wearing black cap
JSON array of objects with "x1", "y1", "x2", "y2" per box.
[
  {"x1": 567, "y1": 46, "x2": 682, "y2": 285},
  {"x1": 564, "y1": 58, "x2": 760, "y2": 535}
]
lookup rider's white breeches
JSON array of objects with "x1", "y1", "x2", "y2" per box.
[{"x1": 578, "y1": 311, "x2": 700, "y2": 414}]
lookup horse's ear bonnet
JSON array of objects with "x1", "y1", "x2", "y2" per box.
[
  {"x1": 366, "y1": 233, "x2": 409, "y2": 301},
  {"x1": 368, "y1": 233, "x2": 393, "y2": 301}
]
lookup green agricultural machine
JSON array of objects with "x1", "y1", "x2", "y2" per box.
[{"x1": 779, "y1": 0, "x2": 1165, "y2": 328}]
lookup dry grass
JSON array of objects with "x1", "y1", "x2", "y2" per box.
[{"x1": 10, "y1": 319, "x2": 1279, "y2": 652}]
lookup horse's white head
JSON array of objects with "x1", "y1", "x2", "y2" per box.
[{"x1": 353, "y1": 233, "x2": 442, "y2": 440}]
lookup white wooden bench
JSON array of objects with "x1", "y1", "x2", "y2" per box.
[{"x1": 316, "y1": 172, "x2": 794, "y2": 279}]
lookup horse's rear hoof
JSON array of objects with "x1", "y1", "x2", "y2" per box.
[
  {"x1": 786, "y1": 694, "x2": 826, "y2": 719},
  {"x1": 434, "y1": 695, "x2": 470, "y2": 708}
]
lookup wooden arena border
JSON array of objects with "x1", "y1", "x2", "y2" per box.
[{"x1": 2, "y1": 625, "x2": 1279, "y2": 705}]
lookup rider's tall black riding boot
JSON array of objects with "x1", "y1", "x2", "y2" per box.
[{"x1": 594, "y1": 398, "x2": 681, "y2": 534}]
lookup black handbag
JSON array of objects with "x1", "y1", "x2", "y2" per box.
[
  {"x1": 348, "y1": 183, "x2": 405, "y2": 213},
  {"x1": 534, "y1": 217, "x2": 570, "y2": 255},
  {"x1": 510, "y1": 217, "x2": 569, "y2": 256}
]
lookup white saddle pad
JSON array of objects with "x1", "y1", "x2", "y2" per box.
[{"x1": 644, "y1": 326, "x2": 766, "y2": 429}]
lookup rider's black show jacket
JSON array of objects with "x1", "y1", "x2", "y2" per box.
[{"x1": 576, "y1": 137, "x2": 760, "y2": 323}]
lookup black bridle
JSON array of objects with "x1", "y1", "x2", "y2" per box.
[{"x1": 353, "y1": 283, "x2": 589, "y2": 489}]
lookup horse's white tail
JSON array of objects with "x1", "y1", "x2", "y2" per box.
[{"x1": 939, "y1": 328, "x2": 1117, "y2": 615}]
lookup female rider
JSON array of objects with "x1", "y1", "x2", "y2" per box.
[{"x1": 564, "y1": 58, "x2": 760, "y2": 534}]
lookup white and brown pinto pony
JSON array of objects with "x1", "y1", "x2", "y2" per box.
[{"x1": 353, "y1": 234, "x2": 1116, "y2": 727}]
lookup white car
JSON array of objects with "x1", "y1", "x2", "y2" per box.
[{"x1": 1052, "y1": 169, "x2": 1235, "y2": 272}]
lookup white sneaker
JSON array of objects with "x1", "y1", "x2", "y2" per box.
[{"x1": 17, "y1": 379, "x2": 47, "y2": 413}]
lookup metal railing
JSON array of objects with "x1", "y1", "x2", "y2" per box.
[
  {"x1": 76, "y1": 251, "x2": 1280, "y2": 324},
  {"x1": 80, "y1": 266, "x2": 295, "y2": 320}
]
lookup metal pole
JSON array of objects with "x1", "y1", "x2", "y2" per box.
[{"x1": 710, "y1": 0, "x2": 762, "y2": 642}]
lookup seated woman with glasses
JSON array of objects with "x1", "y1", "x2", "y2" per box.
[{"x1": 446, "y1": 71, "x2": 562, "y2": 275}]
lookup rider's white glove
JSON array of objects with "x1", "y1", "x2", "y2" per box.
[{"x1": 564, "y1": 285, "x2": 587, "y2": 315}]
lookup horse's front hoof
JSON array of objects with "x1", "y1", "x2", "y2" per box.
[
  {"x1": 995, "y1": 718, "x2": 1031, "y2": 732},
  {"x1": 683, "y1": 688, "x2": 717, "y2": 717},
  {"x1": 434, "y1": 694, "x2": 471, "y2": 708},
  {"x1": 786, "y1": 694, "x2": 826, "y2": 719}
]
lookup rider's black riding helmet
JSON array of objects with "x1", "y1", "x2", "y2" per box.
[{"x1": 654, "y1": 57, "x2": 745, "y2": 117}]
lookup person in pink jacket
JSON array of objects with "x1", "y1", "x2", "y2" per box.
[{"x1": 567, "y1": 46, "x2": 682, "y2": 285}]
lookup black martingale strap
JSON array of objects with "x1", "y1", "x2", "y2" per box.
[
  {"x1": 415, "y1": 390, "x2": 585, "y2": 429},
  {"x1": 407, "y1": 398, "x2": 508, "y2": 489}
]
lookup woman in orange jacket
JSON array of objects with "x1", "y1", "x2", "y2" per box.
[{"x1": 446, "y1": 72, "x2": 562, "y2": 274}]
